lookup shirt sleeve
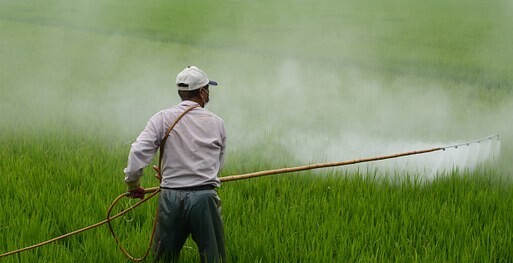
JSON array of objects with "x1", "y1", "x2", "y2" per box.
[{"x1": 124, "y1": 114, "x2": 162, "y2": 184}]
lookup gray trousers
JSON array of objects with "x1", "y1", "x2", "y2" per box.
[{"x1": 153, "y1": 188, "x2": 226, "y2": 263}]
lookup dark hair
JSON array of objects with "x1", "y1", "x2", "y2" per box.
[
  {"x1": 178, "y1": 85, "x2": 208, "y2": 100},
  {"x1": 178, "y1": 89, "x2": 201, "y2": 100}
]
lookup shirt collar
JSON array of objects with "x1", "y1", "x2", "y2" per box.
[{"x1": 180, "y1": 100, "x2": 201, "y2": 107}]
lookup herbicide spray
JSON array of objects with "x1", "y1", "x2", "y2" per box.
[{"x1": 355, "y1": 134, "x2": 502, "y2": 179}]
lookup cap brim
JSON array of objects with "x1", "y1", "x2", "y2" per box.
[{"x1": 208, "y1": 80, "x2": 218, "y2": 86}]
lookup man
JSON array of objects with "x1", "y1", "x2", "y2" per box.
[{"x1": 124, "y1": 66, "x2": 226, "y2": 262}]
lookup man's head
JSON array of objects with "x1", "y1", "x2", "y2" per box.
[{"x1": 176, "y1": 66, "x2": 217, "y2": 106}]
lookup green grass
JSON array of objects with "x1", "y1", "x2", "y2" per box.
[
  {"x1": 1, "y1": 133, "x2": 512, "y2": 262},
  {"x1": 223, "y1": 172, "x2": 513, "y2": 262},
  {"x1": 1, "y1": 0, "x2": 513, "y2": 262}
]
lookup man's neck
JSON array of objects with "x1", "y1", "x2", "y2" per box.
[{"x1": 184, "y1": 98, "x2": 204, "y2": 108}]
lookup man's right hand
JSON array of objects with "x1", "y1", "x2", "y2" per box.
[{"x1": 127, "y1": 187, "x2": 145, "y2": 199}]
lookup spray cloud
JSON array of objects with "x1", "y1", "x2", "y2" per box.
[{"x1": 1, "y1": 0, "x2": 511, "y2": 178}]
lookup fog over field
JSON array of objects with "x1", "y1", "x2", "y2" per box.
[{"x1": 1, "y1": 0, "x2": 511, "y2": 177}]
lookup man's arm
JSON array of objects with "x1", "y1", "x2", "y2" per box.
[{"x1": 124, "y1": 115, "x2": 162, "y2": 190}]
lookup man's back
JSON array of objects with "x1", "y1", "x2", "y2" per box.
[{"x1": 156, "y1": 100, "x2": 226, "y2": 188}]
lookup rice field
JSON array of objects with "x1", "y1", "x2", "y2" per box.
[{"x1": 1, "y1": 0, "x2": 513, "y2": 262}]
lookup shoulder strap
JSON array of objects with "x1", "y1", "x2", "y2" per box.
[{"x1": 156, "y1": 105, "x2": 200, "y2": 181}]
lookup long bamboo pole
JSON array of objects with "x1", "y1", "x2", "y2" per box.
[{"x1": 144, "y1": 147, "x2": 443, "y2": 194}]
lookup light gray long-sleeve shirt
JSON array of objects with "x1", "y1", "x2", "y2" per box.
[{"x1": 124, "y1": 100, "x2": 226, "y2": 188}]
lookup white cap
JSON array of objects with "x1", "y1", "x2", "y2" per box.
[{"x1": 176, "y1": 66, "x2": 218, "y2": 91}]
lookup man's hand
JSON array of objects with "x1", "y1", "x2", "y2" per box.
[{"x1": 127, "y1": 187, "x2": 145, "y2": 199}]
